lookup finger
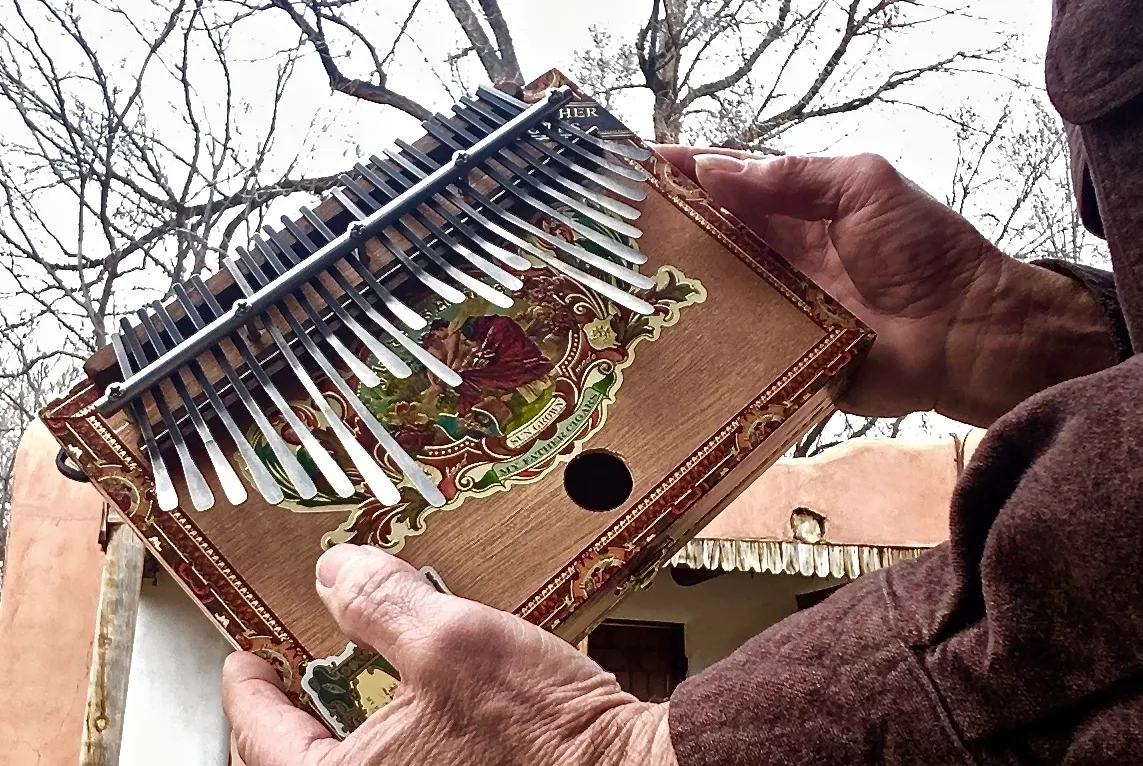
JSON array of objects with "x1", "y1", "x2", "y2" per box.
[
  {"x1": 753, "y1": 212, "x2": 864, "y2": 307},
  {"x1": 223, "y1": 652, "x2": 337, "y2": 766},
  {"x1": 652, "y1": 146, "x2": 816, "y2": 257},
  {"x1": 655, "y1": 147, "x2": 868, "y2": 310},
  {"x1": 315, "y1": 544, "x2": 453, "y2": 675},
  {"x1": 692, "y1": 153, "x2": 901, "y2": 223},
  {"x1": 651, "y1": 144, "x2": 758, "y2": 186}
]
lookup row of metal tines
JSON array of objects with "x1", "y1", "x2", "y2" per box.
[{"x1": 111, "y1": 85, "x2": 655, "y2": 513}]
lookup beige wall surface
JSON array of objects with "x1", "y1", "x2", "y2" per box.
[
  {"x1": 119, "y1": 577, "x2": 233, "y2": 766},
  {"x1": 0, "y1": 421, "x2": 106, "y2": 766},
  {"x1": 697, "y1": 434, "x2": 984, "y2": 548},
  {"x1": 611, "y1": 569, "x2": 842, "y2": 675}
]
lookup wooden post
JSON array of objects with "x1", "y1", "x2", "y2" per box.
[{"x1": 79, "y1": 519, "x2": 146, "y2": 765}]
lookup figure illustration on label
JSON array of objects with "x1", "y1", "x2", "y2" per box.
[{"x1": 240, "y1": 203, "x2": 706, "y2": 553}]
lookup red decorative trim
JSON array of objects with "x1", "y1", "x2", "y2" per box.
[
  {"x1": 514, "y1": 327, "x2": 864, "y2": 630},
  {"x1": 39, "y1": 68, "x2": 872, "y2": 721},
  {"x1": 41, "y1": 385, "x2": 314, "y2": 706}
]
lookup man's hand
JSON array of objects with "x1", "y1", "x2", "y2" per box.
[
  {"x1": 656, "y1": 146, "x2": 1118, "y2": 426},
  {"x1": 223, "y1": 545, "x2": 676, "y2": 766}
]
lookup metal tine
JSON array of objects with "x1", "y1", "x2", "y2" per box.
[
  {"x1": 336, "y1": 176, "x2": 519, "y2": 298},
  {"x1": 475, "y1": 84, "x2": 654, "y2": 163},
  {"x1": 226, "y1": 257, "x2": 445, "y2": 508},
  {"x1": 475, "y1": 92, "x2": 648, "y2": 183},
  {"x1": 183, "y1": 278, "x2": 353, "y2": 499},
  {"x1": 550, "y1": 117, "x2": 654, "y2": 164},
  {"x1": 289, "y1": 210, "x2": 463, "y2": 388},
  {"x1": 262, "y1": 225, "x2": 414, "y2": 380},
  {"x1": 321, "y1": 187, "x2": 465, "y2": 306},
  {"x1": 534, "y1": 125, "x2": 649, "y2": 182},
  {"x1": 422, "y1": 117, "x2": 650, "y2": 271},
  {"x1": 329, "y1": 186, "x2": 513, "y2": 310},
  {"x1": 223, "y1": 258, "x2": 403, "y2": 507},
  {"x1": 395, "y1": 135, "x2": 652, "y2": 291},
  {"x1": 235, "y1": 245, "x2": 381, "y2": 388},
  {"x1": 354, "y1": 161, "x2": 530, "y2": 272},
  {"x1": 449, "y1": 106, "x2": 645, "y2": 242},
  {"x1": 109, "y1": 335, "x2": 179, "y2": 511},
  {"x1": 326, "y1": 188, "x2": 466, "y2": 306},
  {"x1": 371, "y1": 150, "x2": 548, "y2": 262},
  {"x1": 135, "y1": 309, "x2": 249, "y2": 506},
  {"x1": 434, "y1": 109, "x2": 649, "y2": 262},
  {"x1": 284, "y1": 212, "x2": 427, "y2": 333},
  {"x1": 520, "y1": 136, "x2": 648, "y2": 202},
  {"x1": 256, "y1": 231, "x2": 412, "y2": 380},
  {"x1": 475, "y1": 91, "x2": 649, "y2": 182},
  {"x1": 458, "y1": 104, "x2": 648, "y2": 206},
  {"x1": 455, "y1": 96, "x2": 643, "y2": 224},
  {"x1": 379, "y1": 147, "x2": 655, "y2": 315},
  {"x1": 117, "y1": 320, "x2": 215, "y2": 511},
  {"x1": 471, "y1": 86, "x2": 527, "y2": 115},
  {"x1": 475, "y1": 108, "x2": 649, "y2": 202},
  {"x1": 149, "y1": 301, "x2": 290, "y2": 505},
  {"x1": 339, "y1": 170, "x2": 523, "y2": 291}
]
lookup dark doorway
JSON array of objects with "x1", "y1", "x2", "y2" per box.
[
  {"x1": 586, "y1": 619, "x2": 687, "y2": 702},
  {"x1": 795, "y1": 582, "x2": 846, "y2": 611}
]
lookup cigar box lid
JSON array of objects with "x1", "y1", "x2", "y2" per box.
[{"x1": 41, "y1": 69, "x2": 873, "y2": 737}]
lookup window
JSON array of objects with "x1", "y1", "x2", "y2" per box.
[{"x1": 586, "y1": 620, "x2": 687, "y2": 702}]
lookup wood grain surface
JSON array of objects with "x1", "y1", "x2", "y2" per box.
[
  {"x1": 153, "y1": 178, "x2": 836, "y2": 659},
  {"x1": 79, "y1": 522, "x2": 145, "y2": 766},
  {"x1": 41, "y1": 97, "x2": 872, "y2": 734}
]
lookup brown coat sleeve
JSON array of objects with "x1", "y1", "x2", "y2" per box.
[
  {"x1": 669, "y1": 353, "x2": 1143, "y2": 765},
  {"x1": 669, "y1": 5, "x2": 1143, "y2": 763},
  {"x1": 1032, "y1": 259, "x2": 1132, "y2": 361}
]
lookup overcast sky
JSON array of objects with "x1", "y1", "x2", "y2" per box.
[
  {"x1": 16, "y1": 0, "x2": 1054, "y2": 217},
  {"x1": 0, "y1": 0, "x2": 1066, "y2": 440},
  {"x1": 285, "y1": 0, "x2": 1056, "y2": 200}
]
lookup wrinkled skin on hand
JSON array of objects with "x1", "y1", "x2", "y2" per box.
[
  {"x1": 655, "y1": 146, "x2": 1006, "y2": 419},
  {"x1": 223, "y1": 545, "x2": 674, "y2": 766}
]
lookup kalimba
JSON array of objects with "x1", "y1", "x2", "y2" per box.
[{"x1": 43, "y1": 70, "x2": 872, "y2": 736}]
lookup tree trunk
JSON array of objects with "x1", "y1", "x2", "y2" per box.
[{"x1": 653, "y1": 94, "x2": 682, "y2": 143}]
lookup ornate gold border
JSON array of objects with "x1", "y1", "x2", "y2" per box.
[{"x1": 39, "y1": 69, "x2": 873, "y2": 726}]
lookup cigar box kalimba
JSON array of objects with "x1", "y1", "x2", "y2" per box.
[{"x1": 42, "y1": 70, "x2": 872, "y2": 736}]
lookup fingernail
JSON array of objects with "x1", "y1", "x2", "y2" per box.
[
  {"x1": 694, "y1": 154, "x2": 747, "y2": 173},
  {"x1": 316, "y1": 544, "x2": 367, "y2": 588}
]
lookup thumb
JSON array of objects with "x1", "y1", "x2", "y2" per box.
[
  {"x1": 650, "y1": 144, "x2": 756, "y2": 186},
  {"x1": 693, "y1": 153, "x2": 899, "y2": 224},
  {"x1": 315, "y1": 544, "x2": 448, "y2": 676}
]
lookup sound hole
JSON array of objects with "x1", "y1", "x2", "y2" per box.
[{"x1": 564, "y1": 451, "x2": 633, "y2": 512}]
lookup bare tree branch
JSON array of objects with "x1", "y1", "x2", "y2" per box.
[
  {"x1": 576, "y1": 0, "x2": 1010, "y2": 146},
  {"x1": 269, "y1": 0, "x2": 433, "y2": 119},
  {"x1": 678, "y1": 0, "x2": 791, "y2": 109},
  {"x1": 476, "y1": 0, "x2": 521, "y2": 81},
  {"x1": 948, "y1": 88, "x2": 1098, "y2": 264},
  {"x1": 442, "y1": 0, "x2": 522, "y2": 86}
]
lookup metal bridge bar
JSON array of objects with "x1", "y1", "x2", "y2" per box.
[{"x1": 94, "y1": 86, "x2": 575, "y2": 417}]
